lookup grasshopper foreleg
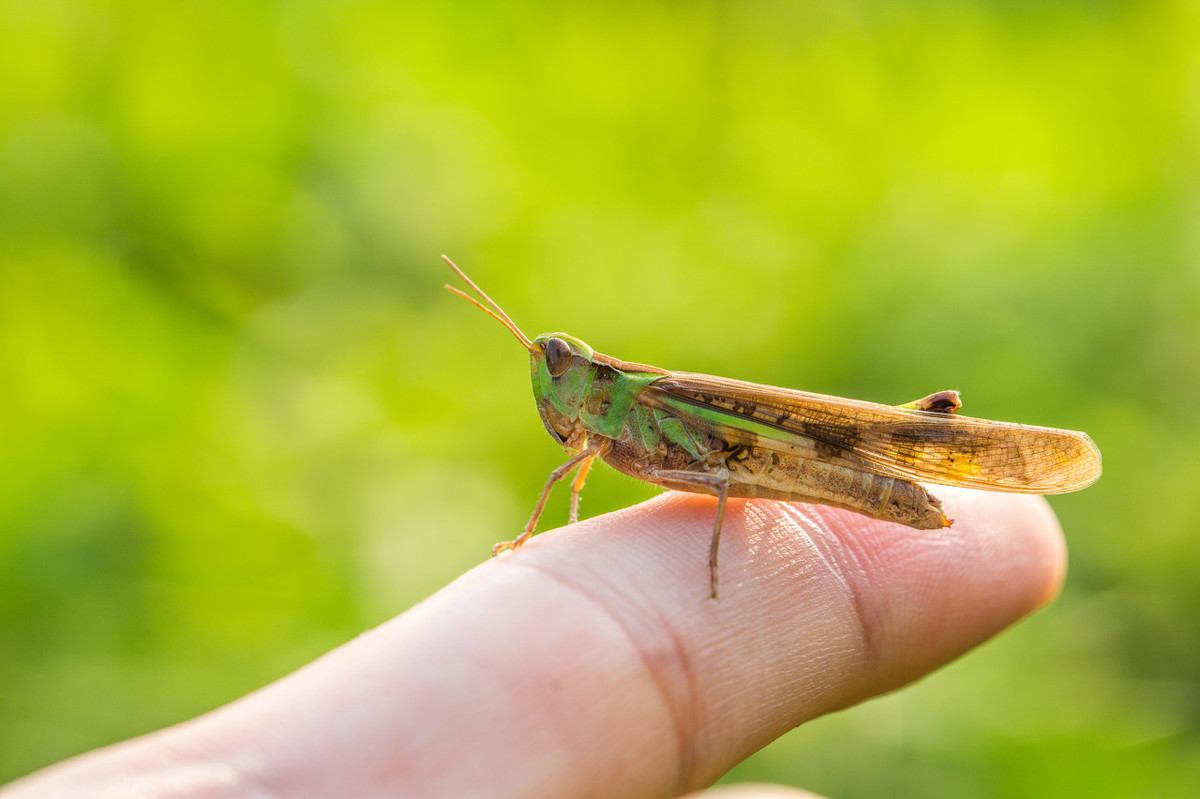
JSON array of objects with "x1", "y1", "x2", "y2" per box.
[
  {"x1": 493, "y1": 439, "x2": 610, "y2": 557},
  {"x1": 568, "y1": 455, "x2": 596, "y2": 525},
  {"x1": 643, "y1": 467, "x2": 731, "y2": 599}
]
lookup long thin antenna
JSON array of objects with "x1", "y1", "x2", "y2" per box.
[{"x1": 442, "y1": 255, "x2": 534, "y2": 352}]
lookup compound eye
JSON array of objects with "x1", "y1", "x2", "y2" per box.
[{"x1": 544, "y1": 337, "x2": 572, "y2": 377}]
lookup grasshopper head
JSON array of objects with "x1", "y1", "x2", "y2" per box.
[{"x1": 530, "y1": 333, "x2": 595, "y2": 445}]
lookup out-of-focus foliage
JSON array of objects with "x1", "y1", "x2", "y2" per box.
[{"x1": 1, "y1": 0, "x2": 1198, "y2": 794}]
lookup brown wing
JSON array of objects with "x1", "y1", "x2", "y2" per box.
[{"x1": 646, "y1": 372, "x2": 1102, "y2": 494}]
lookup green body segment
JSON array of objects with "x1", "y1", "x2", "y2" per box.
[
  {"x1": 531, "y1": 332, "x2": 797, "y2": 464},
  {"x1": 628, "y1": 403, "x2": 661, "y2": 453},
  {"x1": 626, "y1": 404, "x2": 712, "y2": 461},
  {"x1": 648, "y1": 391, "x2": 819, "y2": 454},
  {"x1": 653, "y1": 411, "x2": 709, "y2": 460},
  {"x1": 533, "y1": 333, "x2": 662, "y2": 440}
]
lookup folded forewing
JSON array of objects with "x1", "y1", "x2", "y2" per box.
[{"x1": 643, "y1": 372, "x2": 1102, "y2": 494}]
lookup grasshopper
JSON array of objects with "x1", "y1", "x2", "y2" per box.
[{"x1": 443, "y1": 256, "x2": 1102, "y2": 598}]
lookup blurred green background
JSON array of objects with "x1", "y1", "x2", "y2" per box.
[{"x1": 1, "y1": 0, "x2": 1198, "y2": 794}]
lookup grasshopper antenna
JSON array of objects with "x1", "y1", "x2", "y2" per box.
[{"x1": 442, "y1": 255, "x2": 534, "y2": 352}]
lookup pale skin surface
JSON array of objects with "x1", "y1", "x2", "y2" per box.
[{"x1": 2, "y1": 487, "x2": 1066, "y2": 799}]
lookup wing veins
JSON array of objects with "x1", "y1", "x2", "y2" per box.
[{"x1": 646, "y1": 372, "x2": 1101, "y2": 493}]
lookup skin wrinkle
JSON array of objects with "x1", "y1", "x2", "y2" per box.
[
  {"x1": 729, "y1": 500, "x2": 878, "y2": 721},
  {"x1": 608, "y1": 499, "x2": 746, "y2": 791},
  {"x1": 824, "y1": 510, "x2": 963, "y2": 699},
  {"x1": 193, "y1": 761, "x2": 279, "y2": 799},
  {"x1": 614, "y1": 494, "x2": 762, "y2": 787},
  {"x1": 543, "y1": 493, "x2": 854, "y2": 788},
  {"x1": 778, "y1": 502, "x2": 876, "y2": 673},
  {"x1": 506, "y1": 557, "x2": 699, "y2": 797},
  {"x1": 718, "y1": 492, "x2": 1048, "y2": 723},
  {"x1": 657, "y1": 498, "x2": 870, "y2": 751},
  {"x1": 158, "y1": 737, "x2": 280, "y2": 799},
  {"x1": 22, "y1": 742, "x2": 280, "y2": 799},
  {"x1": 725, "y1": 502, "x2": 867, "y2": 689}
]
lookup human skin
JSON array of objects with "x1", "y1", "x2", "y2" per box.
[{"x1": 2, "y1": 487, "x2": 1066, "y2": 798}]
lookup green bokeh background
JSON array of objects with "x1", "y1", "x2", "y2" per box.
[{"x1": 2, "y1": 1, "x2": 1198, "y2": 794}]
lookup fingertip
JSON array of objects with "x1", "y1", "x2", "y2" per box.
[
  {"x1": 825, "y1": 488, "x2": 1067, "y2": 695},
  {"x1": 923, "y1": 487, "x2": 1067, "y2": 616}
]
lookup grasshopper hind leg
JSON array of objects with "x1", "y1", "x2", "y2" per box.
[{"x1": 642, "y1": 466, "x2": 732, "y2": 599}]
